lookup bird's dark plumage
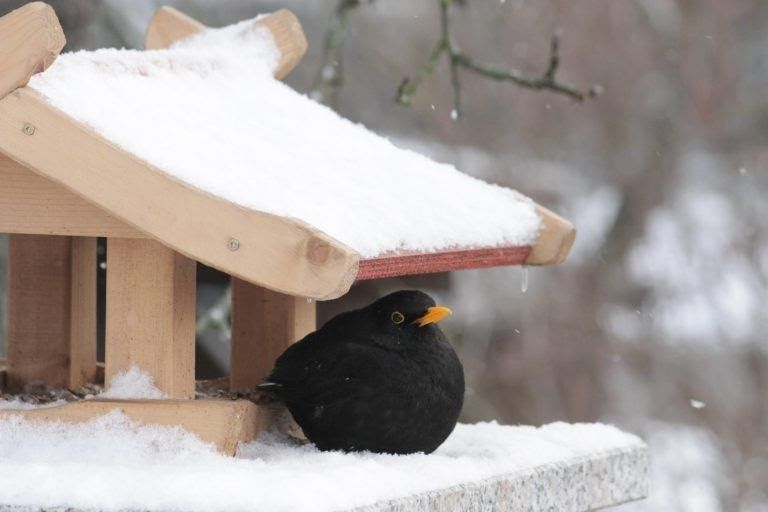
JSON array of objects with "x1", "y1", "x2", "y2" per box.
[{"x1": 259, "y1": 290, "x2": 465, "y2": 455}]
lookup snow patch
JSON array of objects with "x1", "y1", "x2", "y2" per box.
[
  {"x1": 99, "y1": 365, "x2": 167, "y2": 400},
  {"x1": 0, "y1": 415, "x2": 641, "y2": 511}
]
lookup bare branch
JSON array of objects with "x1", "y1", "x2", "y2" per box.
[
  {"x1": 316, "y1": 0, "x2": 599, "y2": 116},
  {"x1": 399, "y1": 0, "x2": 594, "y2": 115},
  {"x1": 311, "y1": 0, "x2": 371, "y2": 107}
]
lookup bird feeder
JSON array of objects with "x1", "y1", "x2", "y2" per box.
[{"x1": 0, "y1": 3, "x2": 646, "y2": 510}]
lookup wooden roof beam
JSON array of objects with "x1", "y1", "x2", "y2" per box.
[
  {"x1": 144, "y1": 6, "x2": 308, "y2": 80},
  {"x1": 0, "y1": 88, "x2": 359, "y2": 300},
  {"x1": 0, "y1": 2, "x2": 65, "y2": 101}
]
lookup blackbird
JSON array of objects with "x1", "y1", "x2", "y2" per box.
[{"x1": 258, "y1": 290, "x2": 465, "y2": 455}]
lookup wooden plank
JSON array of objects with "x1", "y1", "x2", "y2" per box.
[
  {"x1": 144, "y1": 7, "x2": 307, "y2": 80},
  {"x1": 7, "y1": 234, "x2": 71, "y2": 389},
  {"x1": 0, "y1": 153, "x2": 144, "y2": 238},
  {"x1": 525, "y1": 205, "x2": 576, "y2": 265},
  {"x1": 0, "y1": 88, "x2": 359, "y2": 300},
  {"x1": 105, "y1": 239, "x2": 196, "y2": 399},
  {"x1": 357, "y1": 246, "x2": 531, "y2": 281},
  {"x1": 230, "y1": 280, "x2": 316, "y2": 391},
  {"x1": 0, "y1": 2, "x2": 65, "y2": 101},
  {"x1": 0, "y1": 399, "x2": 266, "y2": 455},
  {"x1": 256, "y1": 10, "x2": 308, "y2": 80},
  {"x1": 68, "y1": 237, "x2": 97, "y2": 389},
  {"x1": 144, "y1": 6, "x2": 205, "y2": 51}
]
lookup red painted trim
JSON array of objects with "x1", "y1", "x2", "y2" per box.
[{"x1": 356, "y1": 246, "x2": 531, "y2": 281}]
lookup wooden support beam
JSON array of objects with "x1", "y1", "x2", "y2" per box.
[
  {"x1": 0, "y1": 153, "x2": 144, "y2": 238},
  {"x1": 0, "y1": 2, "x2": 65, "y2": 101},
  {"x1": 0, "y1": 88, "x2": 359, "y2": 300},
  {"x1": 105, "y1": 239, "x2": 196, "y2": 399},
  {"x1": 144, "y1": 7, "x2": 307, "y2": 80},
  {"x1": 230, "y1": 279, "x2": 316, "y2": 391},
  {"x1": 7, "y1": 234, "x2": 71, "y2": 389},
  {"x1": 6, "y1": 234, "x2": 99, "y2": 390},
  {"x1": 0, "y1": 399, "x2": 266, "y2": 455},
  {"x1": 68, "y1": 237, "x2": 98, "y2": 389},
  {"x1": 524, "y1": 205, "x2": 576, "y2": 265},
  {"x1": 144, "y1": 6, "x2": 205, "y2": 51}
]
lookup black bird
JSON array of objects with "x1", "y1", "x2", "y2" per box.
[{"x1": 258, "y1": 290, "x2": 465, "y2": 455}]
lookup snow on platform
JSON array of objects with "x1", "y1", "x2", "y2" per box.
[
  {"x1": 0, "y1": 408, "x2": 647, "y2": 512},
  {"x1": 26, "y1": 17, "x2": 540, "y2": 259}
]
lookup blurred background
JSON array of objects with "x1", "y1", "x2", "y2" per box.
[{"x1": 1, "y1": 0, "x2": 767, "y2": 510}]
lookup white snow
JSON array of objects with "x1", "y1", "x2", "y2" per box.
[
  {"x1": 0, "y1": 413, "x2": 641, "y2": 512},
  {"x1": 98, "y1": 365, "x2": 167, "y2": 400},
  {"x1": 27, "y1": 16, "x2": 540, "y2": 259}
]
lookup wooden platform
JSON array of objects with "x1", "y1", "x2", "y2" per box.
[{"x1": 0, "y1": 398, "x2": 266, "y2": 455}]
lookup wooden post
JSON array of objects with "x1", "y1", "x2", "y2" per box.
[
  {"x1": 68, "y1": 237, "x2": 98, "y2": 388},
  {"x1": 230, "y1": 279, "x2": 316, "y2": 391},
  {"x1": 105, "y1": 238, "x2": 196, "y2": 399},
  {"x1": 6, "y1": 234, "x2": 97, "y2": 390},
  {"x1": 8, "y1": 234, "x2": 71, "y2": 389}
]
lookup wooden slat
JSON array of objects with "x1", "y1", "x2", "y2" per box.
[
  {"x1": 0, "y1": 88, "x2": 359, "y2": 300},
  {"x1": 356, "y1": 205, "x2": 575, "y2": 279},
  {"x1": 0, "y1": 153, "x2": 144, "y2": 238},
  {"x1": 105, "y1": 239, "x2": 196, "y2": 399},
  {"x1": 230, "y1": 279, "x2": 316, "y2": 391},
  {"x1": 0, "y1": 399, "x2": 266, "y2": 455},
  {"x1": 144, "y1": 6, "x2": 205, "y2": 51},
  {"x1": 255, "y1": 10, "x2": 308, "y2": 80},
  {"x1": 68, "y1": 237, "x2": 98, "y2": 389},
  {"x1": 0, "y1": 2, "x2": 65, "y2": 101},
  {"x1": 7, "y1": 234, "x2": 71, "y2": 389},
  {"x1": 357, "y1": 246, "x2": 531, "y2": 281},
  {"x1": 144, "y1": 7, "x2": 307, "y2": 80},
  {"x1": 524, "y1": 205, "x2": 576, "y2": 265}
]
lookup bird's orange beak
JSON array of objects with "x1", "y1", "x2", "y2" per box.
[{"x1": 414, "y1": 306, "x2": 452, "y2": 327}]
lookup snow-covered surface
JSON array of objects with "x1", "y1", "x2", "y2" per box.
[
  {"x1": 0, "y1": 414, "x2": 645, "y2": 512},
  {"x1": 27, "y1": 17, "x2": 540, "y2": 259},
  {"x1": 98, "y1": 365, "x2": 167, "y2": 399}
]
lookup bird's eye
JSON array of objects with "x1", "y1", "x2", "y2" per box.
[{"x1": 391, "y1": 311, "x2": 405, "y2": 324}]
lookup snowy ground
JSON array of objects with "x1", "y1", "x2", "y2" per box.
[{"x1": 0, "y1": 407, "x2": 644, "y2": 512}]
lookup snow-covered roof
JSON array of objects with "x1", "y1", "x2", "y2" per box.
[
  {"x1": 0, "y1": 407, "x2": 647, "y2": 512},
  {"x1": 0, "y1": 5, "x2": 574, "y2": 299},
  {"x1": 28, "y1": 16, "x2": 540, "y2": 259}
]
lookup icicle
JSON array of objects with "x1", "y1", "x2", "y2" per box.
[
  {"x1": 520, "y1": 266, "x2": 529, "y2": 293},
  {"x1": 306, "y1": 298, "x2": 314, "y2": 303}
]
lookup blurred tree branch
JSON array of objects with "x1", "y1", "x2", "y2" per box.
[{"x1": 312, "y1": 0, "x2": 599, "y2": 116}]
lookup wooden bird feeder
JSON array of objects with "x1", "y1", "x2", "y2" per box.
[
  {"x1": 0, "y1": 4, "x2": 577, "y2": 454},
  {"x1": 0, "y1": 2, "x2": 578, "y2": 450},
  {"x1": 0, "y1": 5, "x2": 650, "y2": 510}
]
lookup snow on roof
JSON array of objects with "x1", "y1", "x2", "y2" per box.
[
  {"x1": 26, "y1": 17, "x2": 540, "y2": 259},
  {"x1": 0, "y1": 410, "x2": 644, "y2": 511}
]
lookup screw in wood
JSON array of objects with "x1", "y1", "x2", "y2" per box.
[
  {"x1": 22, "y1": 123, "x2": 35, "y2": 136},
  {"x1": 227, "y1": 238, "x2": 241, "y2": 251}
]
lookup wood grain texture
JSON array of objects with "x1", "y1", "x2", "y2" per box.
[
  {"x1": 525, "y1": 205, "x2": 576, "y2": 265},
  {"x1": 105, "y1": 239, "x2": 196, "y2": 399},
  {"x1": 230, "y1": 279, "x2": 316, "y2": 391},
  {"x1": 357, "y1": 246, "x2": 531, "y2": 280},
  {"x1": 0, "y1": 399, "x2": 266, "y2": 455},
  {"x1": 0, "y1": 2, "x2": 65, "y2": 100},
  {"x1": 7, "y1": 234, "x2": 71, "y2": 389},
  {"x1": 144, "y1": 7, "x2": 307, "y2": 80},
  {"x1": 0, "y1": 88, "x2": 359, "y2": 299},
  {"x1": 68, "y1": 237, "x2": 98, "y2": 389},
  {"x1": 144, "y1": 6, "x2": 205, "y2": 51},
  {"x1": 0, "y1": 153, "x2": 143, "y2": 238}
]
